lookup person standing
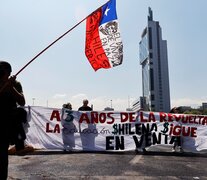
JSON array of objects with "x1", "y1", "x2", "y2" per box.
[
  {"x1": 0, "y1": 61, "x2": 26, "y2": 180},
  {"x1": 62, "y1": 102, "x2": 72, "y2": 110},
  {"x1": 62, "y1": 102, "x2": 77, "y2": 151},
  {"x1": 78, "y1": 99, "x2": 97, "y2": 150},
  {"x1": 169, "y1": 107, "x2": 183, "y2": 153},
  {"x1": 78, "y1": 99, "x2": 92, "y2": 111}
]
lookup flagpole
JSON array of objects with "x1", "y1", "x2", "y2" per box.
[
  {"x1": 15, "y1": 0, "x2": 109, "y2": 77},
  {"x1": 0, "y1": 1, "x2": 109, "y2": 94}
]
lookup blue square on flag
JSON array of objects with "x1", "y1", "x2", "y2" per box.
[{"x1": 100, "y1": 0, "x2": 118, "y2": 25}]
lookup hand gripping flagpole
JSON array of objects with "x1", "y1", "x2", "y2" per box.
[
  {"x1": 15, "y1": 0, "x2": 109, "y2": 77},
  {"x1": 0, "y1": 1, "x2": 109, "y2": 94}
]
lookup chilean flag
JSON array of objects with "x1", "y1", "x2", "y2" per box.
[{"x1": 85, "y1": 0, "x2": 123, "y2": 71}]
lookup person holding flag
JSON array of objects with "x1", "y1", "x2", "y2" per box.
[{"x1": 0, "y1": 61, "x2": 26, "y2": 179}]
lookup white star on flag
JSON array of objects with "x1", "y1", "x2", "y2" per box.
[{"x1": 104, "y1": 7, "x2": 110, "y2": 16}]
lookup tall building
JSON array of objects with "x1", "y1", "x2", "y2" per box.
[{"x1": 139, "y1": 7, "x2": 171, "y2": 112}]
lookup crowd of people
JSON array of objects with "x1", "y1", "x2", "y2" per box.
[
  {"x1": 0, "y1": 61, "x2": 187, "y2": 179},
  {"x1": 63, "y1": 99, "x2": 93, "y2": 111}
]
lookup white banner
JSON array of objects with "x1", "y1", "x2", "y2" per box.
[{"x1": 24, "y1": 106, "x2": 207, "y2": 153}]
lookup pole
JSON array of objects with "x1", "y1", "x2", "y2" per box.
[
  {"x1": 15, "y1": 0, "x2": 109, "y2": 77},
  {"x1": 0, "y1": 1, "x2": 109, "y2": 94},
  {"x1": 128, "y1": 95, "x2": 130, "y2": 108},
  {"x1": 32, "y1": 98, "x2": 35, "y2": 106}
]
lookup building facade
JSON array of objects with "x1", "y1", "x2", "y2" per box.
[
  {"x1": 139, "y1": 7, "x2": 171, "y2": 112},
  {"x1": 202, "y1": 103, "x2": 207, "y2": 110},
  {"x1": 131, "y1": 97, "x2": 144, "y2": 111}
]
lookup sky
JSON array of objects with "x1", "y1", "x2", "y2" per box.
[{"x1": 1, "y1": 0, "x2": 207, "y2": 111}]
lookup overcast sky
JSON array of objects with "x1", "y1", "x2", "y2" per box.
[{"x1": 1, "y1": 0, "x2": 207, "y2": 111}]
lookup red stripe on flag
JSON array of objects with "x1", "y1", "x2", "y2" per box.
[{"x1": 85, "y1": 9, "x2": 111, "y2": 71}]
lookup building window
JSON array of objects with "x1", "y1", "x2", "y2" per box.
[
  {"x1": 151, "y1": 94, "x2": 155, "y2": 101},
  {"x1": 150, "y1": 68, "x2": 154, "y2": 91},
  {"x1": 148, "y1": 27, "x2": 152, "y2": 49}
]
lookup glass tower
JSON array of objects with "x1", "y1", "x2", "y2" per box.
[{"x1": 139, "y1": 7, "x2": 171, "y2": 112}]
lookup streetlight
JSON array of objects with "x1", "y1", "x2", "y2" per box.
[{"x1": 32, "y1": 98, "x2": 35, "y2": 106}]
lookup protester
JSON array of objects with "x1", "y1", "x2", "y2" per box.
[
  {"x1": 0, "y1": 61, "x2": 26, "y2": 179},
  {"x1": 78, "y1": 100, "x2": 98, "y2": 150},
  {"x1": 8, "y1": 107, "x2": 34, "y2": 156},
  {"x1": 62, "y1": 102, "x2": 77, "y2": 151},
  {"x1": 78, "y1": 99, "x2": 92, "y2": 111},
  {"x1": 62, "y1": 102, "x2": 72, "y2": 110},
  {"x1": 169, "y1": 106, "x2": 183, "y2": 153},
  {"x1": 135, "y1": 109, "x2": 147, "y2": 153}
]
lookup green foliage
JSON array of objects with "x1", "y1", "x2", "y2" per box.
[
  {"x1": 183, "y1": 109, "x2": 207, "y2": 115},
  {"x1": 202, "y1": 109, "x2": 207, "y2": 115}
]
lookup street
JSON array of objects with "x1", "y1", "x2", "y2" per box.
[{"x1": 8, "y1": 148, "x2": 207, "y2": 180}]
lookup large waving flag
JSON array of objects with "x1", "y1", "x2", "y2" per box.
[{"x1": 85, "y1": 0, "x2": 123, "y2": 71}]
